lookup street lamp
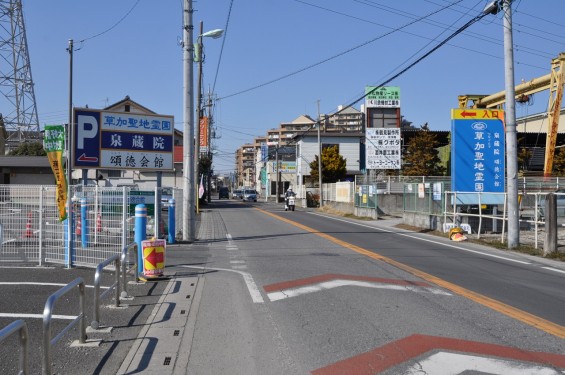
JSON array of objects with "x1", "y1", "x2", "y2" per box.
[{"x1": 195, "y1": 22, "x2": 223, "y2": 212}]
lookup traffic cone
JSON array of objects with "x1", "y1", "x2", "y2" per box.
[
  {"x1": 96, "y1": 213, "x2": 102, "y2": 233},
  {"x1": 24, "y1": 212, "x2": 33, "y2": 237},
  {"x1": 76, "y1": 212, "x2": 81, "y2": 235}
]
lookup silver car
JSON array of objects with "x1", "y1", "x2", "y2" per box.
[{"x1": 242, "y1": 189, "x2": 257, "y2": 202}]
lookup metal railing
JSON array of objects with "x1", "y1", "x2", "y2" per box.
[
  {"x1": 0, "y1": 319, "x2": 29, "y2": 375},
  {"x1": 121, "y1": 242, "x2": 139, "y2": 299},
  {"x1": 91, "y1": 255, "x2": 121, "y2": 330},
  {"x1": 42, "y1": 278, "x2": 86, "y2": 375}
]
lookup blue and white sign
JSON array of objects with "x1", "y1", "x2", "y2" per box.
[
  {"x1": 73, "y1": 108, "x2": 174, "y2": 171},
  {"x1": 451, "y1": 109, "x2": 505, "y2": 193}
]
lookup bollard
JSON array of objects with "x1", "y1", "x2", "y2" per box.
[
  {"x1": 168, "y1": 198, "x2": 175, "y2": 244},
  {"x1": 81, "y1": 198, "x2": 88, "y2": 248},
  {"x1": 134, "y1": 204, "x2": 147, "y2": 278}
]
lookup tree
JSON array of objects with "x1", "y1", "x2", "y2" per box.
[
  {"x1": 552, "y1": 148, "x2": 565, "y2": 176},
  {"x1": 9, "y1": 142, "x2": 46, "y2": 156},
  {"x1": 309, "y1": 145, "x2": 347, "y2": 184},
  {"x1": 402, "y1": 129, "x2": 445, "y2": 176}
]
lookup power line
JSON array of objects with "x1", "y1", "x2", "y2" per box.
[
  {"x1": 219, "y1": 1, "x2": 463, "y2": 101},
  {"x1": 75, "y1": 0, "x2": 141, "y2": 49}
]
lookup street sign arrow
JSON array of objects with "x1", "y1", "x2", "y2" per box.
[
  {"x1": 77, "y1": 153, "x2": 98, "y2": 163},
  {"x1": 460, "y1": 110, "x2": 477, "y2": 117}
]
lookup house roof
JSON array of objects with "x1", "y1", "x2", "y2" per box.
[{"x1": 104, "y1": 95, "x2": 157, "y2": 114}]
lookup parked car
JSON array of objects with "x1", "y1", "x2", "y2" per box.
[
  {"x1": 219, "y1": 187, "x2": 230, "y2": 199},
  {"x1": 243, "y1": 189, "x2": 257, "y2": 202},
  {"x1": 161, "y1": 187, "x2": 173, "y2": 210},
  {"x1": 232, "y1": 189, "x2": 243, "y2": 199}
]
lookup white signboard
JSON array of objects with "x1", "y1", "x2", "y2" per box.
[
  {"x1": 73, "y1": 108, "x2": 174, "y2": 171},
  {"x1": 365, "y1": 128, "x2": 401, "y2": 170}
]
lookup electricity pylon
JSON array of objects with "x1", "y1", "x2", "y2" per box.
[{"x1": 0, "y1": 0, "x2": 40, "y2": 152}]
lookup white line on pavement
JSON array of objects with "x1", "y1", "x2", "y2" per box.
[
  {"x1": 309, "y1": 213, "x2": 532, "y2": 265},
  {"x1": 0, "y1": 282, "x2": 108, "y2": 289},
  {"x1": 541, "y1": 266, "x2": 565, "y2": 274},
  {"x1": 0, "y1": 313, "x2": 77, "y2": 320},
  {"x1": 267, "y1": 279, "x2": 452, "y2": 302},
  {"x1": 180, "y1": 265, "x2": 264, "y2": 303}
]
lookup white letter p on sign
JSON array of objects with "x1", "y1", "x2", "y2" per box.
[{"x1": 77, "y1": 115, "x2": 98, "y2": 149}]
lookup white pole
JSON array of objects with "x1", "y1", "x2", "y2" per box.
[
  {"x1": 503, "y1": 0, "x2": 519, "y2": 248},
  {"x1": 182, "y1": 0, "x2": 195, "y2": 242}
]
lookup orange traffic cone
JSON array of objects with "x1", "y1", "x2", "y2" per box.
[
  {"x1": 75, "y1": 213, "x2": 81, "y2": 235},
  {"x1": 96, "y1": 213, "x2": 102, "y2": 233},
  {"x1": 24, "y1": 212, "x2": 33, "y2": 237}
]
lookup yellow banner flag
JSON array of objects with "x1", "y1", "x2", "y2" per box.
[{"x1": 44, "y1": 125, "x2": 68, "y2": 221}]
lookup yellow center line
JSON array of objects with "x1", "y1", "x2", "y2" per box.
[{"x1": 256, "y1": 208, "x2": 565, "y2": 339}]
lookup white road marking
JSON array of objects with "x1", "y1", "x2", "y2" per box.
[
  {"x1": 230, "y1": 260, "x2": 245, "y2": 264},
  {"x1": 267, "y1": 279, "x2": 451, "y2": 302},
  {"x1": 0, "y1": 282, "x2": 107, "y2": 289},
  {"x1": 542, "y1": 266, "x2": 565, "y2": 274},
  {"x1": 403, "y1": 351, "x2": 563, "y2": 374},
  {"x1": 180, "y1": 265, "x2": 264, "y2": 303},
  {"x1": 309, "y1": 213, "x2": 532, "y2": 265},
  {"x1": 0, "y1": 313, "x2": 77, "y2": 320}
]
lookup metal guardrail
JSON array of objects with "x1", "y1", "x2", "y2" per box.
[
  {"x1": 91, "y1": 255, "x2": 121, "y2": 330},
  {"x1": 42, "y1": 277, "x2": 86, "y2": 375},
  {"x1": 120, "y1": 242, "x2": 139, "y2": 299},
  {"x1": 0, "y1": 319, "x2": 29, "y2": 375}
]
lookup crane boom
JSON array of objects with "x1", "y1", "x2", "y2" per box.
[{"x1": 543, "y1": 53, "x2": 565, "y2": 177}]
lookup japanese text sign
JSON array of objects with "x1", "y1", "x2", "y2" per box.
[
  {"x1": 73, "y1": 108, "x2": 174, "y2": 171},
  {"x1": 451, "y1": 109, "x2": 505, "y2": 193},
  {"x1": 365, "y1": 128, "x2": 401, "y2": 170}
]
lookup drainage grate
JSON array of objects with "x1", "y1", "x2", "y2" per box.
[
  {"x1": 174, "y1": 330, "x2": 180, "y2": 336},
  {"x1": 186, "y1": 295, "x2": 191, "y2": 299},
  {"x1": 164, "y1": 357, "x2": 172, "y2": 366},
  {"x1": 180, "y1": 309, "x2": 186, "y2": 315},
  {"x1": 190, "y1": 283, "x2": 195, "y2": 286}
]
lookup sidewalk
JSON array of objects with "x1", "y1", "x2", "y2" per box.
[{"x1": 117, "y1": 210, "x2": 213, "y2": 374}]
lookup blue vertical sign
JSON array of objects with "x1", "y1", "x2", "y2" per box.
[{"x1": 451, "y1": 109, "x2": 505, "y2": 192}]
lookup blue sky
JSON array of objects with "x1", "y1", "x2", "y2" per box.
[{"x1": 22, "y1": 0, "x2": 565, "y2": 175}]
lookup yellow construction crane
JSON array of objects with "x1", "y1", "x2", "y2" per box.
[{"x1": 458, "y1": 52, "x2": 565, "y2": 177}]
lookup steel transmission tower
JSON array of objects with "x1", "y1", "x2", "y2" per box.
[{"x1": 0, "y1": 0, "x2": 40, "y2": 151}]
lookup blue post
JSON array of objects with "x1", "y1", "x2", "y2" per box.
[
  {"x1": 81, "y1": 198, "x2": 88, "y2": 248},
  {"x1": 168, "y1": 198, "x2": 175, "y2": 244},
  {"x1": 135, "y1": 204, "x2": 147, "y2": 277}
]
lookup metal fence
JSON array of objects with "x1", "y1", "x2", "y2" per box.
[{"x1": 0, "y1": 185, "x2": 183, "y2": 267}]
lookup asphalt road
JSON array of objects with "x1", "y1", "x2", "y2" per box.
[
  {"x1": 1, "y1": 198, "x2": 564, "y2": 374},
  {"x1": 173, "y1": 200, "x2": 565, "y2": 374}
]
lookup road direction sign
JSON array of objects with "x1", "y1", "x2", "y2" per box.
[
  {"x1": 73, "y1": 108, "x2": 174, "y2": 171},
  {"x1": 451, "y1": 109, "x2": 505, "y2": 192}
]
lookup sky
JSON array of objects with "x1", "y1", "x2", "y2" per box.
[{"x1": 17, "y1": 0, "x2": 565, "y2": 176}]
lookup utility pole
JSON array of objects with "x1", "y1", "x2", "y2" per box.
[
  {"x1": 207, "y1": 90, "x2": 213, "y2": 203},
  {"x1": 317, "y1": 100, "x2": 323, "y2": 207},
  {"x1": 195, "y1": 21, "x2": 203, "y2": 213},
  {"x1": 66, "y1": 39, "x2": 74, "y2": 266},
  {"x1": 503, "y1": 0, "x2": 519, "y2": 248},
  {"x1": 275, "y1": 147, "x2": 279, "y2": 204},
  {"x1": 182, "y1": 0, "x2": 196, "y2": 242}
]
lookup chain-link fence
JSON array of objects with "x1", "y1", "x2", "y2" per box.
[{"x1": 0, "y1": 185, "x2": 183, "y2": 267}]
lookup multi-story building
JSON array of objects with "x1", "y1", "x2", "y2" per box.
[
  {"x1": 235, "y1": 108, "x2": 365, "y2": 197},
  {"x1": 322, "y1": 105, "x2": 364, "y2": 133}
]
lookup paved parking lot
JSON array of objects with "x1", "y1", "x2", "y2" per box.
[{"x1": 0, "y1": 264, "x2": 167, "y2": 374}]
